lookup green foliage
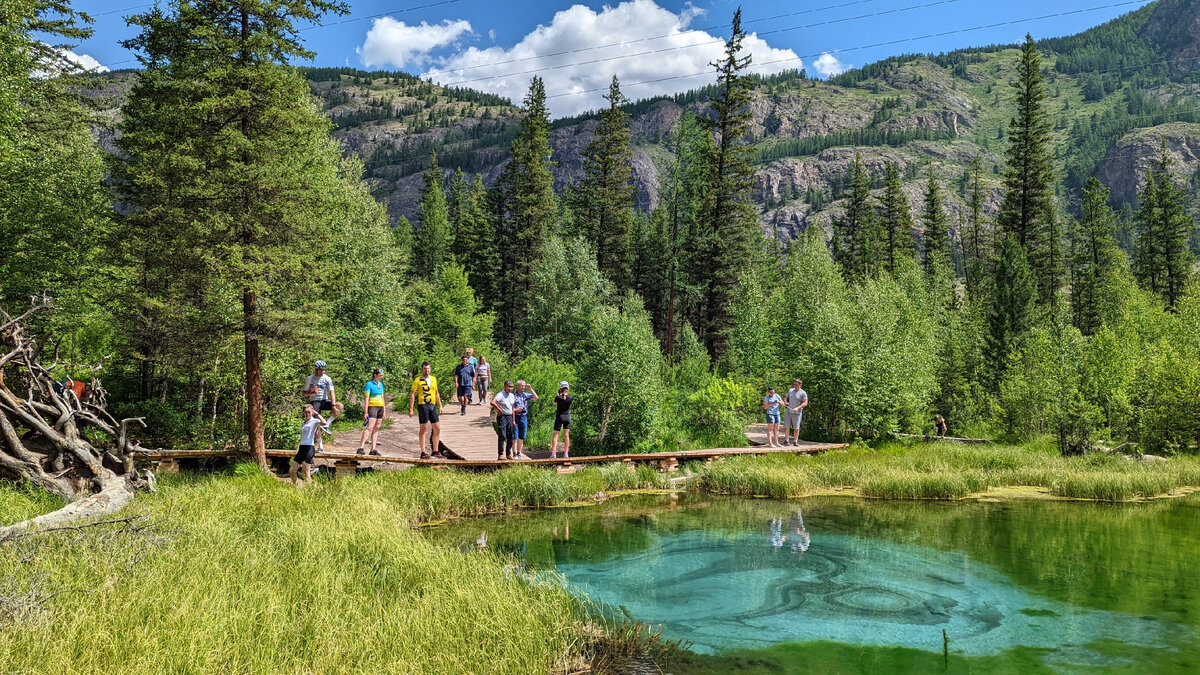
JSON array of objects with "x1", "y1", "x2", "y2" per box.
[
  {"x1": 1070, "y1": 177, "x2": 1125, "y2": 335},
  {"x1": 527, "y1": 236, "x2": 613, "y2": 362},
  {"x1": 832, "y1": 152, "x2": 878, "y2": 280},
  {"x1": 575, "y1": 295, "x2": 664, "y2": 453},
  {"x1": 1133, "y1": 139, "x2": 1196, "y2": 308},
  {"x1": 573, "y1": 76, "x2": 636, "y2": 290},
  {"x1": 413, "y1": 152, "x2": 453, "y2": 279},
  {"x1": 997, "y1": 35, "x2": 1062, "y2": 307},
  {"x1": 681, "y1": 377, "x2": 759, "y2": 449},
  {"x1": 986, "y1": 237, "x2": 1038, "y2": 389},
  {"x1": 877, "y1": 162, "x2": 915, "y2": 274},
  {"x1": 693, "y1": 9, "x2": 759, "y2": 358},
  {"x1": 920, "y1": 167, "x2": 950, "y2": 274},
  {"x1": 495, "y1": 76, "x2": 556, "y2": 350}
]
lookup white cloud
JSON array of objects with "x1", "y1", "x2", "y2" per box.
[
  {"x1": 812, "y1": 52, "x2": 849, "y2": 78},
  {"x1": 63, "y1": 49, "x2": 109, "y2": 73},
  {"x1": 357, "y1": 17, "x2": 473, "y2": 69},
  {"x1": 32, "y1": 47, "x2": 109, "y2": 78},
  {"x1": 420, "y1": 0, "x2": 800, "y2": 117}
]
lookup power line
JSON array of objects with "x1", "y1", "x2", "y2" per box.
[
  {"x1": 432, "y1": 0, "x2": 893, "y2": 78},
  {"x1": 434, "y1": 0, "x2": 964, "y2": 88},
  {"x1": 544, "y1": 0, "x2": 1147, "y2": 100},
  {"x1": 297, "y1": 0, "x2": 463, "y2": 32}
]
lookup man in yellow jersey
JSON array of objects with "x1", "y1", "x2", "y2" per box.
[{"x1": 409, "y1": 361, "x2": 444, "y2": 459}]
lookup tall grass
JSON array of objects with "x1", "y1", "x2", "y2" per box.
[
  {"x1": 694, "y1": 442, "x2": 1200, "y2": 501},
  {"x1": 0, "y1": 463, "x2": 695, "y2": 674},
  {"x1": 0, "y1": 480, "x2": 63, "y2": 525}
]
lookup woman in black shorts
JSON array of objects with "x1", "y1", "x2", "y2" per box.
[
  {"x1": 550, "y1": 381, "x2": 572, "y2": 459},
  {"x1": 357, "y1": 369, "x2": 386, "y2": 456}
]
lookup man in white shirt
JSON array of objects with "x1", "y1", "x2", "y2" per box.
[
  {"x1": 783, "y1": 379, "x2": 808, "y2": 446},
  {"x1": 491, "y1": 380, "x2": 518, "y2": 460}
]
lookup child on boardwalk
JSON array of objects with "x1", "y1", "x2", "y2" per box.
[
  {"x1": 763, "y1": 386, "x2": 784, "y2": 447},
  {"x1": 290, "y1": 404, "x2": 335, "y2": 487}
]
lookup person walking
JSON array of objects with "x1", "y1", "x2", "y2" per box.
[
  {"x1": 409, "y1": 361, "x2": 444, "y2": 459},
  {"x1": 475, "y1": 355, "x2": 491, "y2": 405},
  {"x1": 454, "y1": 354, "x2": 476, "y2": 414},
  {"x1": 291, "y1": 404, "x2": 334, "y2": 488},
  {"x1": 763, "y1": 386, "x2": 784, "y2": 447},
  {"x1": 305, "y1": 360, "x2": 337, "y2": 452},
  {"x1": 357, "y1": 369, "x2": 386, "y2": 456},
  {"x1": 550, "y1": 381, "x2": 572, "y2": 459},
  {"x1": 512, "y1": 380, "x2": 539, "y2": 459},
  {"x1": 783, "y1": 379, "x2": 809, "y2": 446},
  {"x1": 491, "y1": 380, "x2": 518, "y2": 460},
  {"x1": 466, "y1": 347, "x2": 478, "y2": 370}
]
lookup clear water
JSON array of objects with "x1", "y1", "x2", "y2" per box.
[{"x1": 425, "y1": 494, "x2": 1200, "y2": 672}]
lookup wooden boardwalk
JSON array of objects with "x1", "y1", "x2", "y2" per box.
[{"x1": 145, "y1": 401, "x2": 848, "y2": 473}]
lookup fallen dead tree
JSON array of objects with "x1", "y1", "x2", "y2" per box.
[{"x1": 0, "y1": 296, "x2": 154, "y2": 533}]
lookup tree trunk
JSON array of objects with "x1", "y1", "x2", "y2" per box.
[{"x1": 244, "y1": 287, "x2": 266, "y2": 469}]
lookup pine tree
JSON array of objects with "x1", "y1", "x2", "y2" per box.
[
  {"x1": 693, "y1": 8, "x2": 759, "y2": 358},
  {"x1": 987, "y1": 237, "x2": 1038, "y2": 390},
  {"x1": 1070, "y1": 177, "x2": 1123, "y2": 335},
  {"x1": 496, "y1": 76, "x2": 556, "y2": 349},
  {"x1": 458, "y1": 174, "x2": 499, "y2": 308},
  {"x1": 832, "y1": 152, "x2": 876, "y2": 280},
  {"x1": 1134, "y1": 139, "x2": 1196, "y2": 308},
  {"x1": 997, "y1": 34, "x2": 1062, "y2": 306},
  {"x1": 921, "y1": 167, "x2": 951, "y2": 274},
  {"x1": 414, "y1": 151, "x2": 452, "y2": 279},
  {"x1": 877, "y1": 162, "x2": 914, "y2": 273},
  {"x1": 655, "y1": 111, "x2": 713, "y2": 357},
  {"x1": 115, "y1": 0, "x2": 350, "y2": 468},
  {"x1": 448, "y1": 167, "x2": 467, "y2": 242},
  {"x1": 964, "y1": 155, "x2": 989, "y2": 294},
  {"x1": 574, "y1": 76, "x2": 636, "y2": 290}
]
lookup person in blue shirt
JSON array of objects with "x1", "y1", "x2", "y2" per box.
[
  {"x1": 357, "y1": 369, "x2": 386, "y2": 456},
  {"x1": 763, "y1": 386, "x2": 784, "y2": 448},
  {"x1": 512, "y1": 380, "x2": 539, "y2": 459}
]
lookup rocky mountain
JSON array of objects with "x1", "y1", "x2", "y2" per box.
[{"x1": 92, "y1": 0, "x2": 1200, "y2": 247}]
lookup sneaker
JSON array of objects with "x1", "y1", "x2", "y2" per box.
[
  {"x1": 498, "y1": 454, "x2": 505, "y2": 460},
  {"x1": 431, "y1": 451, "x2": 445, "y2": 459},
  {"x1": 550, "y1": 452, "x2": 557, "y2": 459},
  {"x1": 369, "y1": 449, "x2": 381, "y2": 456},
  {"x1": 356, "y1": 448, "x2": 366, "y2": 455},
  {"x1": 505, "y1": 453, "x2": 513, "y2": 460},
  {"x1": 420, "y1": 452, "x2": 430, "y2": 459}
]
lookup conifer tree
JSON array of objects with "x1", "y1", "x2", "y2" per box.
[
  {"x1": 693, "y1": 8, "x2": 758, "y2": 357},
  {"x1": 921, "y1": 167, "x2": 951, "y2": 274},
  {"x1": 574, "y1": 76, "x2": 636, "y2": 290},
  {"x1": 832, "y1": 152, "x2": 877, "y2": 280},
  {"x1": 964, "y1": 155, "x2": 989, "y2": 293},
  {"x1": 448, "y1": 167, "x2": 467, "y2": 242},
  {"x1": 997, "y1": 34, "x2": 1062, "y2": 306},
  {"x1": 1134, "y1": 139, "x2": 1196, "y2": 308},
  {"x1": 877, "y1": 162, "x2": 914, "y2": 273},
  {"x1": 655, "y1": 111, "x2": 713, "y2": 356},
  {"x1": 496, "y1": 76, "x2": 556, "y2": 349},
  {"x1": 987, "y1": 237, "x2": 1037, "y2": 389},
  {"x1": 414, "y1": 151, "x2": 452, "y2": 279},
  {"x1": 115, "y1": 0, "x2": 349, "y2": 467},
  {"x1": 459, "y1": 174, "x2": 499, "y2": 307},
  {"x1": 1070, "y1": 177, "x2": 1123, "y2": 335}
]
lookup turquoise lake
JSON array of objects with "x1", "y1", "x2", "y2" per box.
[{"x1": 425, "y1": 494, "x2": 1200, "y2": 672}]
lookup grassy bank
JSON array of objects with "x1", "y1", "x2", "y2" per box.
[
  {"x1": 3, "y1": 441, "x2": 1200, "y2": 672},
  {"x1": 0, "y1": 465, "x2": 670, "y2": 674},
  {"x1": 693, "y1": 441, "x2": 1200, "y2": 501}
]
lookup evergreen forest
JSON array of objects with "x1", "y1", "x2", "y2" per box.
[{"x1": 3, "y1": 0, "x2": 1200, "y2": 470}]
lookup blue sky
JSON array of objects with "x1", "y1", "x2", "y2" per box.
[{"x1": 67, "y1": 0, "x2": 1155, "y2": 116}]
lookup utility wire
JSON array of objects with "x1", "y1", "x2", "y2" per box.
[
  {"x1": 544, "y1": 0, "x2": 1142, "y2": 98},
  {"x1": 435, "y1": 0, "x2": 964, "y2": 87}
]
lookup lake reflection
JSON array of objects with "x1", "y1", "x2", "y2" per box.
[{"x1": 425, "y1": 494, "x2": 1200, "y2": 670}]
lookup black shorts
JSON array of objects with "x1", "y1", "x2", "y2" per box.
[
  {"x1": 457, "y1": 385, "x2": 473, "y2": 400},
  {"x1": 417, "y1": 403, "x2": 440, "y2": 424},
  {"x1": 367, "y1": 405, "x2": 384, "y2": 419},
  {"x1": 312, "y1": 400, "x2": 333, "y2": 413},
  {"x1": 293, "y1": 444, "x2": 316, "y2": 464},
  {"x1": 554, "y1": 414, "x2": 571, "y2": 431}
]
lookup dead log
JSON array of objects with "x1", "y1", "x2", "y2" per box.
[{"x1": 0, "y1": 296, "x2": 153, "y2": 533}]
